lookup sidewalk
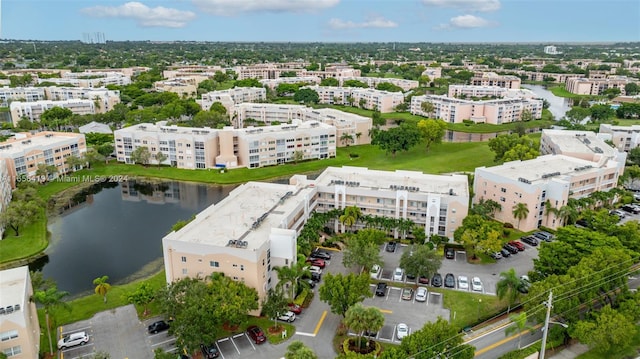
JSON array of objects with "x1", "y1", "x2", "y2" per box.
[
  {"x1": 463, "y1": 317, "x2": 514, "y2": 342},
  {"x1": 548, "y1": 343, "x2": 589, "y2": 359}
]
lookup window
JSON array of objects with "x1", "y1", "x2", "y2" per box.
[
  {"x1": 181, "y1": 256, "x2": 187, "y2": 262},
  {"x1": 0, "y1": 330, "x2": 18, "y2": 341},
  {"x1": 182, "y1": 269, "x2": 188, "y2": 275},
  {"x1": 210, "y1": 261, "x2": 219, "y2": 267},
  {"x1": 240, "y1": 265, "x2": 244, "y2": 271},
  {"x1": 3, "y1": 346, "x2": 21, "y2": 357},
  {"x1": 501, "y1": 187, "x2": 506, "y2": 193},
  {"x1": 500, "y1": 197, "x2": 506, "y2": 202}
]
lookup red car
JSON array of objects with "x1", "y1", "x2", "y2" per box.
[
  {"x1": 287, "y1": 303, "x2": 302, "y2": 314},
  {"x1": 306, "y1": 258, "x2": 326, "y2": 268},
  {"x1": 246, "y1": 325, "x2": 266, "y2": 344},
  {"x1": 508, "y1": 240, "x2": 525, "y2": 251}
]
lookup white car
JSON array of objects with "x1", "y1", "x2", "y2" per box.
[
  {"x1": 276, "y1": 311, "x2": 296, "y2": 323},
  {"x1": 396, "y1": 323, "x2": 409, "y2": 340},
  {"x1": 58, "y1": 331, "x2": 89, "y2": 350},
  {"x1": 393, "y1": 267, "x2": 404, "y2": 281},
  {"x1": 415, "y1": 286, "x2": 428, "y2": 302},
  {"x1": 369, "y1": 264, "x2": 381, "y2": 279},
  {"x1": 307, "y1": 266, "x2": 323, "y2": 275},
  {"x1": 457, "y1": 275, "x2": 469, "y2": 290},
  {"x1": 471, "y1": 277, "x2": 483, "y2": 292}
]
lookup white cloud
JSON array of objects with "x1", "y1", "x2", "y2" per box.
[
  {"x1": 436, "y1": 14, "x2": 495, "y2": 29},
  {"x1": 422, "y1": 0, "x2": 500, "y2": 12},
  {"x1": 81, "y1": 2, "x2": 196, "y2": 28},
  {"x1": 328, "y1": 16, "x2": 398, "y2": 30},
  {"x1": 191, "y1": 0, "x2": 340, "y2": 16}
]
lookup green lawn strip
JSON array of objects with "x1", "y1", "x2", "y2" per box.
[
  {"x1": 548, "y1": 86, "x2": 592, "y2": 100},
  {"x1": 575, "y1": 325, "x2": 640, "y2": 359},
  {"x1": 0, "y1": 208, "x2": 47, "y2": 265},
  {"x1": 430, "y1": 288, "x2": 502, "y2": 330}
]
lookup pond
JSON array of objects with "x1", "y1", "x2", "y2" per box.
[
  {"x1": 31, "y1": 179, "x2": 236, "y2": 297},
  {"x1": 523, "y1": 84, "x2": 573, "y2": 120}
]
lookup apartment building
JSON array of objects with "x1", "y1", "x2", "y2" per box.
[
  {"x1": 0, "y1": 131, "x2": 87, "y2": 186},
  {"x1": 0, "y1": 87, "x2": 45, "y2": 107},
  {"x1": 517, "y1": 71, "x2": 582, "y2": 83},
  {"x1": 305, "y1": 86, "x2": 404, "y2": 113},
  {"x1": 410, "y1": 95, "x2": 542, "y2": 124},
  {"x1": 0, "y1": 159, "x2": 12, "y2": 238},
  {"x1": 259, "y1": 76, "x2": 321, "y2": 89},
  {"x1": 197, "y1": 87, "x2": 266, "y2": 113},
  {"x1": 10, "y1": 100, "x2": 98, "y2": 125},
  {"x1": 163, "y1": 65, "x2": 224, "y2": 80},
  {"x1": 339, "y1": 77, "x2": 419, "y2": 91},
  {"x1": 303, "y1": 65, "x2": 361, "y2": 80},
  {"x1": 153, "y1": 78, "x2": 198, "y2": 98},
  {"x1": 163, "y1": 166, "x2": 469, "y2": 308},
  {"x1": 470, "y1": 72, "x2": 521, "y2": 89},
  {"x1": 37, "y1": 71, "x2": 131, "y2": 87},
  {"x1": 114, "y1": 119, "x2": 336, "y2": 169},
  {"x1": 474, "y1": 154, "x2": 622, "y2": 232},
  {"x1": 233, "y1": 103, "x2": 372, "y2": 144},
  {"x1": 0, "y1": 266, "x2": 40, "y2": 359},
  {"x1": 234, "y1": 64, "x2": 300, "y2": 80},
  {"x1": 421, "y1": 67, "x2": 442, "y2": 80},
  {"x1": 448, "y1": 85, "x2": 538, "y2": 99},
  {"x1": 3, "y1": 87, "x2": 120, "y2": 118},
  {"x1": 544, "y1": 46, "x2": 560, "y2": 55},
  {"x1": 565, "y1": 76, "x2": 636, "y2": 96},
  {"x1": 598, "y1": 123, "x2": 640, "y2": 152}
]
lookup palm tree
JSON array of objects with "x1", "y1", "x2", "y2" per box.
[
  {"x1": 274, "y1": 263, "x2": 308, "y2": 300},
  {"x1": 32, "y1": 286, "x2": 69, "y2": 355},
  {"x1": 340, "y1": 133, "x2": 354, "y2": 146},
  {"x1": 93, "y1": 275, "x2": 111, "y2": 303},
  {"x1": 496, "y1": 268, "x2": 521, "y2": 314},
  {"x1": 557, "y1": 204, "x2": 579, "y2": 226},
  {"x1": 346, "y1": 95, "x2": 355, "y2": 107},
  {"x1": 505, "y1": 312, "x2": 534, "y2": 349},
  {"x1": 355, "y1": 132, "x2": 362, "y2": 144},
  {"x1": 512, "y1": 203, "x2": 529, "y2": 229},
  {"x1": 543, "y1": 199, "x2": 557, "y2": 227}
]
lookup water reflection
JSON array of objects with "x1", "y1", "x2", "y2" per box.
[{"x1": 523, "y1": 84, "x2": 573, "y2": 120}]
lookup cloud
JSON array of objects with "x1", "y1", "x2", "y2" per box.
[
  {"x1": 81, "y1": 2, "x2": 196, "y2": 28},
  {"x1": 328, "y1": 16, "x2": 398, "y2": 30},
  {"x1": 191, "y1": 0, "x2": 340, "y2": 16},
  {"x1": 436, "y1": 14, "x2": 495, "y2": 29},
  {"x1": 422, "y1": 0, "x2": 500, "y2": 12}
]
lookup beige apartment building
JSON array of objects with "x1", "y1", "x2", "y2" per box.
[
  {"x1": 470, "y1": 72, "x2": 521, "y2": 89},
  {"x1": 0, "y1": 131, "x2": 87, "y2": 186},
  {"x1": 0, "y1": 266, "x2": 40, "y2": 359},
  {"x1": 598, "y1": 123, "x2": 640, "y2": 152},
  {"x1": 259, "y1": 77, "x2": 322, "y2": 89},
  {"x1": 410, "y1": 95, "x2": 542, "y2": 124},
  {"x1": 114, "y1": 119, "x2": 336, "y2": 169},
  {"x1": 305, "y1": 86, "x2": 404, "y2": 113},
  {"x1": 339, "y1": 77, "x2": 419, "y2": 91},
  {"x1": 565, "y1": 76, "x2": 636, "y2": 96},
  {"x1": 10, "y1": 100, "x2": 97, "y2": 125},
  {"x1": 163, "y1": 65, "x2": 224, "y2": 81},
  {"x1": 0, "y1": 160, "x2": 12, "y2": 238},
  {"x1": 197, "y1": 87, "x2": 267, "y2": 113},
  {"x1": 163, "y1": 166, "x2": 469, "y2": 307},
  {"x1": 0, "y1": 87, "x2": 45, "y2": 107},
  {"x1": 421, "y1": 67, "x2": 442, "y2": 81},
  {"x1": 153, "y1": 78, "x2": 198, "y2": 98},
  {"x1": 474, "y1": 154, "x2": 622, "y2": 232},
  {"x1": 448, "y1": 85, "x2": 538, "y2": 99},
  {"x1": 37, "y1": 71, "x2": 131, "y2": 87}
]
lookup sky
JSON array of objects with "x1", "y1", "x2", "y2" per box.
[{"x1": 2, "y1": 0, "x2": 639, "y2": 43}]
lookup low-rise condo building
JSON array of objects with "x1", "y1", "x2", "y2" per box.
[
  {"x1": 0, "y1": 87, "x2": 45, "y2": 107},
  {"x1": 598, "y1": 123, "x2": 640, "y2": 152},
  {"x1": 305, "y1": 86, "x2": 404, "y2": 113},
  {"x1": 153, "y1": 78, "x2": 198, "y2": 98},
  {"x1": 339, "y1": 77, "x2": 419, "y2": 91},
  {"x1": 259, "y1": 77, "x2": 321, "y2": 89},
  {"x1": 470, "y1": 72, "x2": 521, "y2": 89},
  {"x1": 565, "y1": 76, "x2": 636, "y2": 96},
  {"x1": 0, "y1": 159, "x2": 12, "y2": 238},
  {"x1": 448, "y1": 85, "x2": 538, "y2": 99},
  {"x1": 10, "y1": 100, "x2": 98, "y2": 126},
  {"x1": 37, "y1": 71, "x2": 131, "y2": 87},
  {"x1": 0, "y1": 266, "x2": 40, "y2": 359},
  {"x1": 197, "y1": 87, "x2": 267, "y2": 113}
]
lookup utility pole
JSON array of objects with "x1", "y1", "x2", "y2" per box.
[{"x1": 539, "y1": 290, "x2": 553, "y2": 359}]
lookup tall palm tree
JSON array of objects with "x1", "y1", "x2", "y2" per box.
[
  {"x1": 496, "y1": 268, "x2": 521, "y2": 314},
  {"x1": 505, "y1": 311, "x2": 534, "y2": 349},
  {"x1": 32, "y1": 286, "x2": 69, "y2": 355},
  {"x1": 543, "y1": 199, "x2": 557, "y2": 227},
  {"x1": 512, "y1": 203, "x2": 529, "y2": 229},
  {"x1": 346, "y1": 95, "x2": 355, "y2": 107},
  {"x1": 274, "y1": 263, "x2": 308, "y2": 300},
  {"x1": 340, "y1": 133, "x2": 354, "y2": 147},
  {"x1": 93, "y1": 275, "x2": 111, "y2": 303},
  {"x1": 557, "y1": 204, "x2": 579, "y2": 226}
]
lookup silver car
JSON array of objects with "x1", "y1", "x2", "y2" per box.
[{"x1": 415, "y1": 286, "x2": 428, "y2": 302}]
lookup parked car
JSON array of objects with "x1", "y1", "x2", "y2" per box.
[
  {"x1": 444, "y1": 273, "x2": 455, "y2": 288},
  {"x1": 508, "y1": 240, "x2": 525, "y2": 251},
  {"x1": 396, "y1": 323, "x2": 409, "y2": 340},
  {"x1": 287, "y1": 303, "x2": 302, "y2": 314},
  {"x1": 457, "y1": 275, "x2": 469, "y2": 290},
  {"x1": 406, "y1": 272, "x2": 416, "y2": 280},
  {"x1": 200, "y1": 343, "x2": 220, "y2": 359},
  {"x1": 518, "y1": 275, "x2": 531, "y2": 294},
  {"x1": 306, "y1": 266, "x2": 323, "y2": 275},
  {"x1": 393, "y1": 267, "x2": 404, "y2": 281},
  {"x1": 299, "y1": 278, "x2": 316, "y2": 288},
  {"x1": 471, "y1": 277, "x2": 483, "y2": 292},
  {"x1": 306, "y1": 258, "x2": 326, "y2": 268},
  {"x1": 148, "y1": 320, "x2": 170, "y2": 334},
  {"x1": 431, "y1": 273, "x2": 443, "y2": 287},
  {"x1": 58, "y1": 331, "x2": 89, "y2": 350},
  {"x1": 575, "y1": 218, "x2": 590, "y2": 228},
  {"x1": 445, "y1": 247, "x2": 455, "y2": 259},
  {"x1": 503, "y1": 243, "x2": 519, "y2": 254},
  {"x1": 386, "y1": 241, "x2": 397, "y2": 252},
  {"x1": 500, "y1": 248, "x2": 511, "y2": 258},
  {"x1": 369, "y1": 264, "x2": 381, "y2": 279},
  {"x1": 490, "y1": 251, "x2": 503, "y2": 260},
  {"x1": 363, "y1": 330, "x2": 378, "y2": 338},
  {"x1": 310, "y1": 249, "x2": 332, "y2": 260},
  {"x1": 246, "y1": 325, "x2": 266, "y2": 344},
  {"x1": 610, "y1": 209, "x2": 626, "y2": 219},
  {"x1": 520, "y1": 236, "x2": 538, "y2": 246},
  {"x1": 375, "y1": 282, "x2": 388, "y2": 296},
  {"x1": 277, "y1": 311, "x2": 296, "y2": 323},
  {"x1": 533, "y1": 231, "x2": 554, "y2": 242},
  {"x1": 623, "y1": 204, "x2": 640, "y2": 214},
  {"x1": 415, "y1": 287, "x2": 428, "y2": 302},
  {"x1": 418, "y1": 275, "x2": 430, "y2": 284},
  {"x1": 401, "y1": 287, "x2": 414, "y2": 300}
]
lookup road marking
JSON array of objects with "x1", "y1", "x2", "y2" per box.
[
  {"x1": 473, "y1": 324, "x2": 541, "y2": 356},
  {"x1": 60, "y1": 326, "x2": 92, "y2": 335},
  {"x1": 313, "y1": 311, "x2": 328, "y2": 335},
  {"x1": 464, "y1": 321, "x2": 514, "y2": 342},
  {"x1": 295, "y1": 332, "x2": 316, "y2": 337},
  {"x1": 379, "y1": 309, "x2": 392, "y2": 314},
  {"x1": 229, "y1": 336, "x2": 240, "y2": 354},
  {"x1": 151, "y1": 338, "x2": 176, "y2": 347}
]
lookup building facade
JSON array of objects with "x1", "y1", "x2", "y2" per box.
[
  {"x1": 470, "y1": 72, "x2": 521, "y2": 89},
  {"x1": 565, "y1": 76, "x2": 636, "y2": 96},
  {"x1": 37, "y1": 71, "x2": 131, "y2": 87},
  {"x1": 153, "y1": 78, "x2": 198, "y2": 98},
  {"x1": 598, "y1": 123, "x2": 640, "y2": 152},
  {"x1": 0, "y1": 266, "x2": 40, "y2": 359},
  {"x1": 197, "y1": 87, "x2": 267, "y2": 113},
  {"x1": 259, "y1": 77, "x2": 322, "y2": 89},
  {"x1": 305, "y1": 86, "x2": 404, "y2": 113},
  {"x1": 338, "y1": 77, "x2": 419, "y2": 91},
  {"x1": 0, "y1": 160, "x2": 12, "y2": 238}
]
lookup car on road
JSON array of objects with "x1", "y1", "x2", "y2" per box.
[
  {"x1": 306, "y1": 258, "x2": 326, "y2": 268},
  {"x1": 500, "y1": 248, "x2": 511, "y2": 258},
  {"x1": 396, "y1": 323, "x2": 409, "y2": 340},
  {"x1": 369, "y1": 264, "x2": 381, "y2": 279},
  {"x1": 58, "y1": 331, "x2": 89, "y2": 350},
  {"x1": 200, "y1": 343, "x2": 220, "y2": 358},
  {"x1": 386, "y1": 241, "x2": 397, "y2": 252},
  {"x1": 444, "y1": 273, "x2": 455, "y2": 288},
  {"x1": 503, "y1": 243, "x2": 519, "y2": 254},
  {"x1": 287, "y1": 303, "x2": 302, "y2": 314},
  {"x1": 445, "y1": 247, "x2": 455, "y2": 259},
  {"x1": 418, "y1": 275, "x2": 430, "y2": 284},
  {"x1": 471, "y1": 277, "x2": 483, "y2": 292},
  {"x1": 246, "y1": 325, "x2": 266, "y2": 344},
  {"x1": 431, "y1": 273, "x2": 443, "y2": 287},
  {"x1": 375, "y1": 282, "x2": 388, "y2": 296},
  {"x1": 533, "y1": 231, "x2": 554, "y2": 242},
  {"x1": 310, "y1": 249, "x2": 332, "y2": 260},
  {"x1": 277, "y1": 311, "x2": 296, "y2": 322},
  {"x1": 520, "y1": 236, "x2": 538, "y2": 246},
  {"x1": 415, "y1": 287, "x2": 428, "y2": 302},
  {"x1": 401, "y1": 287, "x2": 414, "y2": 300},
  {"x1": 148, "y1": 320, "x2": 170, "y2": 334},
  {"x1": 393, "y1": 267, "x2": 404, "y2": 281},
  {"x1": 457, "y1": 275, "x2": 469, "y2": 290},
  {"x1": 490, "y1": 251, "x2": 503, "y2": 260}
]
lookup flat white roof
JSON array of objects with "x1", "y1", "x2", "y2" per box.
[
  {"x1": 477, "y1": 154, "x2": 602, "y2": 184},
  {"x1": 0, "y1": 132, "x2": 84, "y2": 157},
  {"x1": 543, "y1": 129, "x2": 617, "y2": 157},
  {"x1": 0, "y1": 266, "x2": 28, "y2": 309}
]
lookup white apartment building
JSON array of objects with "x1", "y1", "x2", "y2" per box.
[
  {"x1": 448, "y1": 85, "x2": 539, "y2": 100},
  {"x1": 153, "y1": 78, "x2": 198, "y2": 98},
  {"x1": 421, "y1": 67, "x2": 442, "y2": 80},
  {"x1": 163, "y1": 166, "x2": 469, "y2": 308},
  {"x1": 339, "y1": 77, "x2": 419, "y2": 91},
  {"x1": 197, "y1": 87, "x2": 267, "y2": 113},
  {"x1": 2, "y1": 87, "x2": 120, "y2": 116},
  {"x1": 474, "y1": 154, "x2": 622, "y2": 232},
  {"x1": 37, "y1": 71, "x2": 131, "y2": 87},
  {"x1": 259, "y1": 77, "x2": 321, "y2": 89},
  {"x1": 598, "y1": 123, "x2": 640, "y2": 152},
  {"x1": 10, "y1": 100, "x2": 97, "y2": 125},
  {"x1": 114, "y1": 119, "x2": 336, "y2": 169},
  {"x1": 0, "y1": 87, "x2": 45, "y2": 107},
  {"x1": 0, "y1": 266, "x2": 40, "y2": 359},
  {"x1": 544, "y1": 46, "x2": 559, "y2": 55},
  {"x1": 163, "y1": 65, "x2": 224, "y2": 80},
  {"x1": 565, "y1": 76, "x2": 637, "y2": 96},
  {"x1": 0, "y1": 159, "x2": 12, "y2": 238},
  {"x1": 410, "y1": 95, "x2": 542, "y2": 124},
  {"x1": 305, "y1": 86, "x2": 404, "y2": 113},
  {"x1": 470, "y1": 72, "x2": 521, "y2": 89}
]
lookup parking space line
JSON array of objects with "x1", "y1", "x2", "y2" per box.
[
  {"x1": 151, "y1": 338, "x2": 176, "y2": 347},
  {"x1": 229, "y1": 336, "x2": 241, "y2": 354},
  {"x1": 313, "y1": 310, "x2": 328, "y2": 335},
  {"x1": 243, "y1": 334, "x2": 256, "y2": 351},
  {"x1": 60, "y1": 326, "x2": 92, "y2": 335}
]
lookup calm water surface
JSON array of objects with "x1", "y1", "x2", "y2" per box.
[{"x1": 34, "y1": 180, "x2": 235, "y2": 297}]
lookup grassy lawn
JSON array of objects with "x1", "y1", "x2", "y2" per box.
[
  {"x1": 430, "y1": 288, "x2": 503, "y2": 329},
  {"x1": 0, "y1": 208, "x2": 48, "y2": 266},
  {"x1": 575, "y1": 326, "x2": 640, "y2": 359},
  {"x1": 548, "y1": 86, "x2": 592, "y2": 100}
]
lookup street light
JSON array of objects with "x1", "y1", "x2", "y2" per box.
[{"x1": 540, "y1": 291, "x2": 569, "y2": 359}]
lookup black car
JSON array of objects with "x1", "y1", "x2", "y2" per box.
[
  {"x1": 444, "y1": 273, "x2": 455, "y2": 288},
  {"x1": 503, "y1": 243, "x2": 519, "y2": 254},
  {"x1": 520, "y1": 236, "x2": 538, "y2": 246},
  {"x1": 431, "y1": 273, "x2": 443, "y2": 287},
  {"x1": 386, "y1": 241, "x2": 397, "y2": 252},
  {"x1": 148, "y1": 320, "x2": 170, "y2": 334},
  {"x1": 310, "y1": 249, "x2": 332, "y2": 260},
  {"x1": 375, "y1": 282, "x2": 387, "y2": 296},
  {"x1": 200, "y1": 344, "x2": 220, "y2": 359},
  {"x1": 533, "y1": 231, "x2": 554, "y2": 242},
  {"x1": 500, "y1": 248, "x2": 511, "y2": 257},
  {"x1": 299, "y1": 278, "x2": 316, "y2": 288},
  {"x1": 406, "y1": 273, "x2": 416, "y2": 280},
  {"x1": 302, "y1": 271, "x2": 321, "y2": 282},
  {"x1": 445, "y1": 247, "x2": 455, "y2": 259}
]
